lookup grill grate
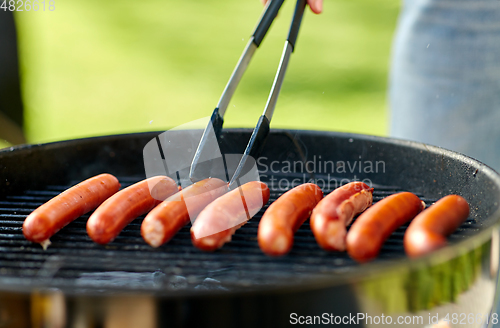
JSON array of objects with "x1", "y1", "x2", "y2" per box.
[{"x1": 0, "y1": 174, "x2": 480, "y2": 293}]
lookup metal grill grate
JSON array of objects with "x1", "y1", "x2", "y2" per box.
[{"x1": 0, "y1": 174, "x2": 480, "y2": 293}]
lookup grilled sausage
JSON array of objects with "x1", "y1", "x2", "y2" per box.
[
  {"x1": 191, "y1": 181, "x2": 270, "y2": 251},
  {"x1": 404, "y1": 195, "x2": 469, "y2": 258},
  {"x1": 142, "y1": 178, "x2": 228, "y2": 248},
  {"x1": 87, "y1": 176, "x2": 178, "y2": 244},
  {"x1": 431, "y1": 320, "x2": 452, "y2": 328},
  {"x1": 258, "y1": 183, "x2": 323, "y2": 256},
  {"x1": 310, "y1": 182, "x2": 373, "y2": 251},
  {"x1": 23, "y1": 173, "x2": 120, "y2": 249},
  {"x1": 346, "y1": 192, "x2": 425, "y2": 262}
]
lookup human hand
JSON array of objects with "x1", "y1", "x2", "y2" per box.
[{"x1": 260, "y1": 0, "x2": 323, "y2": 14}]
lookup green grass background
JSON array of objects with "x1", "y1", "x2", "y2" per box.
[{"x1": 12, "y1": 0, "x2": 401, "y2": 145}]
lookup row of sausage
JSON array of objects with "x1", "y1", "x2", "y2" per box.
[{"x1": 22, "y1": 173, "x2": 470, "y2": 262}]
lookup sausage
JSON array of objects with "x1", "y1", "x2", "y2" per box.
[
  {"x1": 258, "y1": 183, "x2": 323, "y2": 256},
  {"x1": 310, "y1": 182, "x2": 373, "y2": 252},
  {"x1": 141, "y1": 178, "x2": 228, "y2": 248},
  {"x1": 23, "y1": 173, "x2": 120, "y2": 248},
  {"x1": 191, "y1": 181, "x2": 270, "y2": 251},
  {"x1": 404, "y1": 195, "x2": 469, "y2": 258},
  {"x1": 431, "y1": 321, "x2": 452, "y2": 328},
  {"x1": 346, "y1": 192, "x2": 425, "y2": 262},
  {"x1": 87, "y1": 176, "x2": 178, "y2": 244}
]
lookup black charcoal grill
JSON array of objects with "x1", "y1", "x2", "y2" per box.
[{"x1": 0, "y1": 129, "x2": 499, "y2": 328}]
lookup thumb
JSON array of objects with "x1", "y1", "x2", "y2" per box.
[{"x1": 308, "y1": 0, "x2": 323, "y2": 14}]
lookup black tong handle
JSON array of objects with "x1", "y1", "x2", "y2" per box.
[
  {"x1": 287, "y1": 0, "x2": 307, "y2": 50},
  {"x1": 252, "y1": 0, "x2": 286, "y2": 46}
]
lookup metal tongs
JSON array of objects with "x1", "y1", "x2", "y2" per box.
[{"x1": 189, "y1": 0, "x2": 307, "y2": 186}]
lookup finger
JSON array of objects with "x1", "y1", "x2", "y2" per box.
[
  {"x1": 308, "y1": 0, "x2": 323, "y2": 14},
  {"x1": 260, "y1": 0, "x2": 269, "y2": 5}
]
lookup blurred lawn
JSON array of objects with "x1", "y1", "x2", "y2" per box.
[
  {"x1": 14, "y1": 0, "x2": 400, "y2": 144},
  {"x1": 0, "y1": 140, "x2": 9, "y2": 149}
]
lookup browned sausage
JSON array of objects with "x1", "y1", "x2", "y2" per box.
[
  {"x1": 310, "y1": 182, "x2": 373, "y2": 251},
  {"x1": 258, "y1": 183, "x2": 323, "y2": 256},
  {"x1": 191, "y1": 181, "x2": 270, "y2": 251},
  {"x1": 87, "y1": 176, "x2": 178, "y2": 244},
  {"x1": 23, "y1": 174, "x2": 120, "y2": 249},
  {"x1": 141, "y1": 178, "x2": 228, "y2": 248},
  {"x1": 404, "y1": 195, "x2": 469, "y2": 257},
  {"x1": 346, "y1": 192, "x2": 425, "y2": 262}
]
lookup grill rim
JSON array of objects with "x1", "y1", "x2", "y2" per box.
[{"x1": 0, "y1": 129, "x2": 499, "y2": 299}]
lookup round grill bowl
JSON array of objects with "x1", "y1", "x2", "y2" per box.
[{"x1": 0, "y1": 129, "x2": 499, "y2": 328}]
